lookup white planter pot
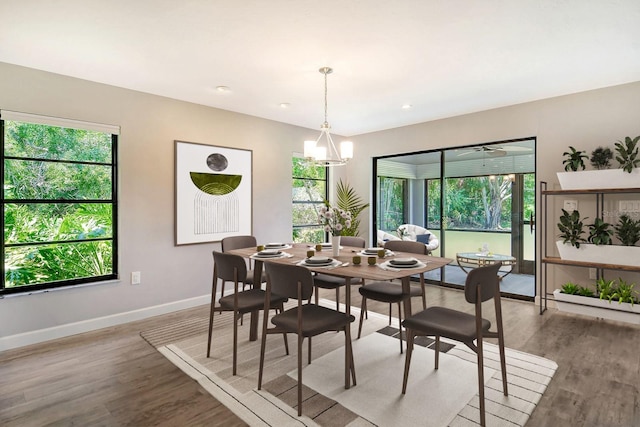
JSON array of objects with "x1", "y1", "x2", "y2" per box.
[
  {"x1": 553, "y1": 289, "x2": 640, "y2": 324},
  {"x1": 556, "y1": 168, "x2": 640, "y2": 190},
  {"x1": 556, "y1": 241, "x2": 640, "y2": 267}
]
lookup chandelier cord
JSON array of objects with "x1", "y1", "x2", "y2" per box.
[{"x1": 323, "y1": 69, "x2": 329, "y2": 126}]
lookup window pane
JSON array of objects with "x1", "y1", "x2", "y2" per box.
[
  {"x1": 444, "y1": 176, "x2": 512, "y2": 230},
  {"x1": 4, "y1": 159, "x2": 112, "y2": 200},
  {"x1": 293, "y1": 226, "x2": 324, "y2": 244},
  {"x1": 4, "y1": 121, "x2": 112, "y2": 163},
  {"x1": 5, "y1": 241, "x2": 114, "y2": 288},
  {"x1": 292, "y1": 178, "x2": 326, "y2": 202},
  {"x1": 426, "y1": 179, "x2": 441, "y2": 229},
  {"x1": 292, "y1": 157, "x2": 325, "y2": 180},
  {"x1": 293, "y1": 202, "x2": 323, "y2": 226},
  {"x1": 378, "y1": 177, "x2": 405, "y2": 231},
  {"x1": 5, "y1": 203, "x2": 112, "y2": 244}
]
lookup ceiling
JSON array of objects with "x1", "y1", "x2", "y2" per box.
[{"x1": 1, "y1": 1, "x2": 640, "y2": 136}]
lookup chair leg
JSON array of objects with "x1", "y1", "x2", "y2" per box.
[
  {"x1": 206, "y1": 294, "x2": 216, "y2": 358},
  {"x1": 397, "y1": 302, "x2": 403, "y2": 354},
  {"x1": 308, "y1": 336, "x2": 312, "y2": 364},
  {"x1": 434, "y1": 336, "x2": 440, "y2": 369},
  {"x1": 388, "y1": 303, "x2": 392, "y2": 325},
  {"x1": 297, "y1": 334, "x2": 303, "y2": 417},
  {"x1": 314, "y1": 287, "x2": 319, "y2": 306},
  {"x1": 402, "y1": 329, "x2": 415, "y2": 394},
  {"x1": 420, "y1": 274, "x2": 427, "y2": 309},
  {"x1": 279, "y1": 303, "x2": 290, "y2": 355},
  {"x1": 477, "y1": 338, "x2": 486, "y2": 427},
  {"x1": 357, "y1": 298, "x2": 367, "y2": 339},
  {"x1": 232, "y1": 311, "x2": 239, "y2": 375},
  {"x1": 335, "y1": 287, "x2": 340, "y2": 311}
]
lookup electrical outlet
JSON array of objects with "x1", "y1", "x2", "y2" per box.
[
  {"x1": 131, "y1": 271, "x2": 141, "y2": 285},
  {"x1": 589, "y1": 268, "x2": 597, "y2": 280}
]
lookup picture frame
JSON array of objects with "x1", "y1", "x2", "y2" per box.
[{"x1": 175, "y1": 140, "x2": 252, "y2": 245}]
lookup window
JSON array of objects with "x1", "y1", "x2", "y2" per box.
[
  {"x1": 1, "y1": 111, "x2": 118, "y2": 295},
  {"x1": 377, "y1": 176, "x2": 407, "y2": 232},
  {"x1": 292, "y1": 156, "x2": 327, "y2": 243}
]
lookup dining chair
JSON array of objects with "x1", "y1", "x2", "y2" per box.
[
  {"x1": 356, "y1": 240, "x2": 428, "y2": 353},
  {"x1": 221, "y1": 235, "x2": 266, "y2": 293},
  {"x1": 313, "y1": 235, "x2": 366, "y2": 311},
  {"x1": 207, "y1": 251, "x2": 288, "y2": 375},
  {"x1": 401, "y1": 262, "x2": 507, "y2": 427},
  {"x1": 258, "y1": 261, "x2": 356, "y2": 417}
]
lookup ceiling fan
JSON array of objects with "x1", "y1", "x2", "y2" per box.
[{"x1": 456, "y1": 145, "x2": 531, "y2": 157}]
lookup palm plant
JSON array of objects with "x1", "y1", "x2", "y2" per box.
[{"x1": 335, "y1": 179, "x2": 369, "y2": 237}]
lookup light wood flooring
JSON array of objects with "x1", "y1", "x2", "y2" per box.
[{"x1": 1, "y1": 283, "x2": 639, "y2": 426}]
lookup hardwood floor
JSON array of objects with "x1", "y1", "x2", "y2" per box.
[{"x1": 1, "y1": 283, "x2": 639, "y2": 426}]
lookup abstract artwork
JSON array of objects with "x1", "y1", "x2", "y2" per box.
[{"x1": 175, "y1": 141, "x2": 252, "y2": 245}]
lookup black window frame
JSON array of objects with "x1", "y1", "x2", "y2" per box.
[
  {"x1": 292, "y1": 156, "x2": 329, "y2": 243},
  {"x1": 0, "y1": 115, "x2": 119, "y2": 295}
]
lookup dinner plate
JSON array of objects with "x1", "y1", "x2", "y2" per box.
[
  {"x1": 385, "y1": 261, "x2": 420, "y2": 268},
  {"x1": 305, "y1": 256, "x2": 332, "y2": 264},
  {"x1": 265, "y1": 243, "x2": 287, "y2": 249},
  {"x1": 253, "y1": 250, "x2": 283, "y2": 258},
  {"x1": 389, "y1": 258, "x2": 418, "y2": 266},
  {"x1": 362, "y1": 248, "x2": 386, "y2": 255}
]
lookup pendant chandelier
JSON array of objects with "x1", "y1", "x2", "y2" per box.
[{"x1": 303, "y1": 67, "x2": 353, "y2": 167}]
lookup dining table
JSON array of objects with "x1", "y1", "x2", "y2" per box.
[{"x1": 226, "y1": 242, "x2": 453, "y2": 388}]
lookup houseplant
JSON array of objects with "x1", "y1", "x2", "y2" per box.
[
  {"x1": 562, "y1": 146, "x2": 588, "y2": 171},
  {"x1": 587, "y1": 217, "x2": 613, "y2": 245},
  {"x1": 335, "y1": 179, "x2": 369, "y2": 237},
  {"x1": 614, "y1": 214, "x2": 640, "y2": 246},
  {"x1": 556, "y1": 210, "x2": 640, "y2": 266},
  {"x1": 590, "y1": 146, "x2": 613, "y2": 169},
  {"x1": 554, "y1": 278, "x2": 640, "y2": 324},
  {"x1": 557, "y1": 136, "x2": 640, "y2": 190},
  {"x1": 614, "y1": 136, "x2": 640, "y2": 173}
]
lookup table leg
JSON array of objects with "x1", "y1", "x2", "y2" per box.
[
  {"x1": 345, "y1": 277, "x2": 352, "y2": 389},
  {"x1": 249, "y1": 260, "x2": 264, "y2": 342},
  {"x1": 401, "y1": 275, "x2": 412, "y2": 320}
]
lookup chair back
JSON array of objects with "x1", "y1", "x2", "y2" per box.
[
  {"x1": 340, "y1": 236, "x2": 366, "y2": 248},
  {"x1": 265, "y1": 262, "x2": 314, "y2": 300},
  {"x1": 221, "y1": 235, "x2": 257, "y2": 251},
  {"x1": 384, "y1": 240, "x2": 427, "y2": 255},
  {"x1": 212, "y1": 251, "x2": 247, "y2": 282},
  {"x1": 464, "y1": 262, "x2": 502, "y2": 303}
]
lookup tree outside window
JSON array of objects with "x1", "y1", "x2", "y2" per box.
[
  {"x1": 292, "y1": 157, "x2": 327, "y2": 243},
  {"x1": 1, "y1": 117, "x2": 117, "y2": 294}
]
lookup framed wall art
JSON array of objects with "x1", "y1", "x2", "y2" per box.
[{"x1": 175, "y1": 140, "x2": 252, "y2": 245}]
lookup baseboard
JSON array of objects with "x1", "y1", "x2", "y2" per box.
[{"x1": 0, "y1": 294, "x2": 210, "y2": 352}]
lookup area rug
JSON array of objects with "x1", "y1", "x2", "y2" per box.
[{"x1": 141, "y1": 301, "x2": 557, "y2": 426}]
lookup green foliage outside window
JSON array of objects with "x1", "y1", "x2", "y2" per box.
[
  {"x1": 378, "y1": 177, "x2": 405, "y2": 231},
  {"x1": 2, "y1": 121, "x2": 116, "y2": 291},
  {"x1": 292, "y1": 157, "x2": 326, "y2": 243}
]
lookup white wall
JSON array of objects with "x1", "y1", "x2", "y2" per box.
[
  {"x1": 0, "y1": 62, "x2": 321, "y2": 349},
  {"x1": 1, "y1": 60, "x2": 639, "y2": 349}
]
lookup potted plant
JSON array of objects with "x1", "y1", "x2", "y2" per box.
[
  {"x1": 587, "y1": 218, "x2": 613, "y2": 245},
  {"x1": 557, "y1": 209, "x2": 586, "y2": 248},
  {"x1": 590, "y1": 146, "x2": 613, "y2": 169},
  {"x1": 614, "y1": 214, "x2": 640, "y2": 246},
  {"x1": 554, "y1": 277, "x2": 640, "y2": 324},
  {"x1": 614, "y1": 136, "x2": 640, "y2": 173},
  {"x1": 556, "y1": 210, "x2": 640, "y2": 266},
  {"x1": 562, "y1": 146, "x2": 588, "y2": 171},
  {"x1": 557, "y1": 137, "x2": 640, "y2": 190}
]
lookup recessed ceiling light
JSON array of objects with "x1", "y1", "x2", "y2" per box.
[
  {"x1": 402, "y1": 104, "x2": 412, "y2": 110},
  {"x1": 216, "y1": 86, "x2": 230, "y2": 93},
  {"x1": 279, "y1": 103, "x2": 290, "y2": 108}
]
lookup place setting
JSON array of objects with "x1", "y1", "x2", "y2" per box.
[
  {"x1": 378, "y1": 257, "x2": 426, "y2": 271},
  {"x1": 297, "y1": 255, "x2": 347, "y2": 269},
  {"x1": 263, "y1": 242, "x2": 292, "y2": 250},
  {"x1": 358, "y1": 247, "x2": 394, "y2": 258},
  {"x1": 250, "y1": 249, "x2": 293, "y2": 260}
]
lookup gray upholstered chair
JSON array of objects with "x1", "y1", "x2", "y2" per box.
[
  {"x1": 401, "y1": 262, "x2": 507, "y2": 427},
  {"x1": 207, "y1": 251, "x2": 288, "y2": 375},
  {"x1": 258, "y1": 262, "x2": 356, "y2": 417},
  {"x1": 356, "y1": 240, "x2": 428, "y2": 353},
  {"x1": 313, "y1": 235, "x2": 366, "y2": 310},
  {"x1": 221, "y1": 235, "x2": 266, "y2": 292}
]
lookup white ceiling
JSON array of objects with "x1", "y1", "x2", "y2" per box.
[{"x1": 1, "y1": 1, "x2": 640, "y2": 136}]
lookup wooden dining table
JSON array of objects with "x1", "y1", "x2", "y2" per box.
[{"x1": 226, "y1": 243, "x2": 453, "y2": 388}]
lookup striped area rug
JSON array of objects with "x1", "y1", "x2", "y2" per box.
[{"x1": 141, "y1": 302, "x2": 557, "y2": 426}]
